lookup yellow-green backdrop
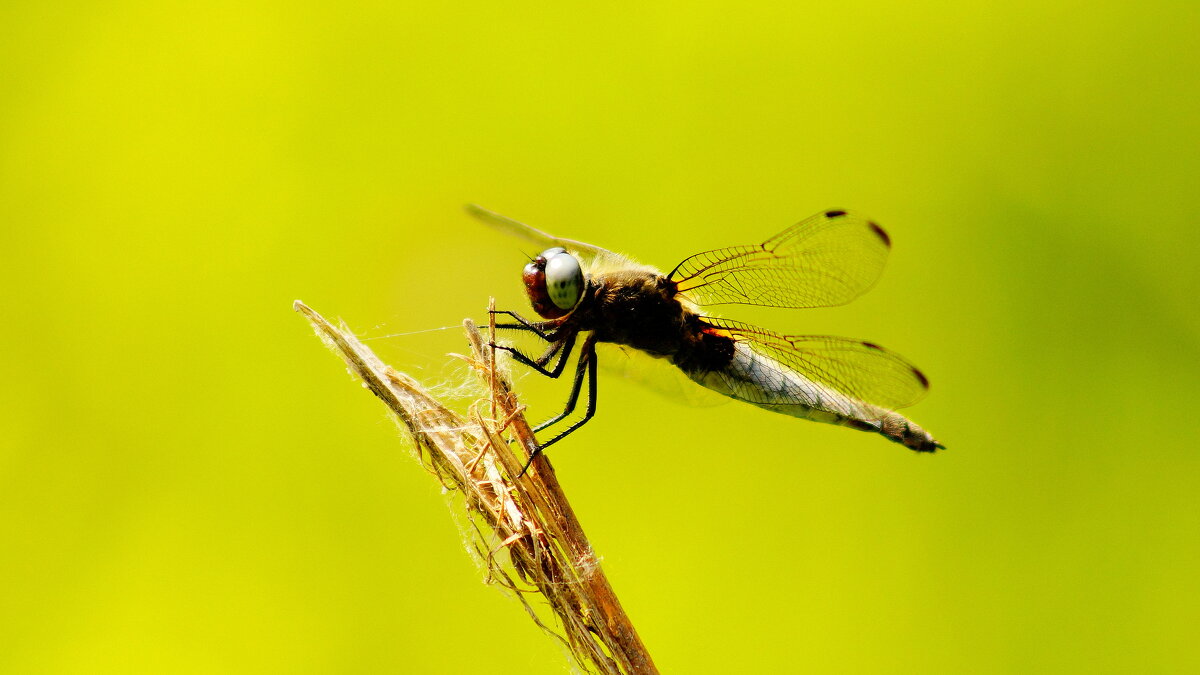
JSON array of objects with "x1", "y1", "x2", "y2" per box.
[{"x1": 3, "y1": 1, "x2": 1198, "y2": 672}]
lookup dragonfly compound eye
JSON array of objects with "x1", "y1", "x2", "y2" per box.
[{"x1": 543, "y1": 251, "x2": 584, "y2": 310}]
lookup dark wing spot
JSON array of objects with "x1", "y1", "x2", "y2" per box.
[
  {"x1": 912, "y1": 367, "x2": 930, "y2": 389},
  {"x1": 825, "y1": 209, "x2": 848, "y2": 218},
  {"x1": 861, "y1": 341, "x2": 882, "y2": 350},
  {"x1": 868, "y1": 221, "x2": 891, "y2": 248}
]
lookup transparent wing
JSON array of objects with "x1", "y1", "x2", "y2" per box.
[
  {"x1": 596, "y1": 342, "x2": 728, "y2": 408},
  {"x1": 702, "y1": 317, "x2": 930, "y2": 410},
  {"x1": 466, "y1": 204, "x2": 638, "y2": 273},
  {"x1": 669, "y1": 209, "x2": 892, "y2": 308}
]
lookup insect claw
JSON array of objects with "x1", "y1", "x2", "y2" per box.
[{"x1": 516, "y1": 450, "x2": 540, "y2": 479}]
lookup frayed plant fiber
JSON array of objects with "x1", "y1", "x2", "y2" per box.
[{"x1": 294, "y1": 300, "x2": 657, "y2": 675}]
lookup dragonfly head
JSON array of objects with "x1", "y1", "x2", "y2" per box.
[{"x1": 523, "y1": 247, "x2": 585, "y2": 319}]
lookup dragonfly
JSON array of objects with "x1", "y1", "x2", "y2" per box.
[{"x1": 468, "y1": 204, "x2": 943, "y2": 474}]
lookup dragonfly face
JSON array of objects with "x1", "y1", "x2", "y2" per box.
[
  {"x1": 522, "y1": 247, "x2": 585, "y2": 319},
  {"x1": 468, "y1": 204, "x2": 943, "y2": 475}
]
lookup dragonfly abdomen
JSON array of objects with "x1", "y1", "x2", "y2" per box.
[
  {"x1": 843, "y1": 412, "x2": 941, "y2": 453},
  {"x1": 686, "y1": 341, "x2": 942, "y2": 453}
]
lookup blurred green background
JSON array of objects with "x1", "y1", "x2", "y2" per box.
[{"x1": 3, "y1": 1, "x2": 1198, "y2": 672}]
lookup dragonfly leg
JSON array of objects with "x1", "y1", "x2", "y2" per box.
[
  {"x1": 519, "y1": 336, "x2": 598, "y2": 477},
  {"x1": 491, "y1": 331, "x2": 577, "y2": 378},
  {"x1": 489, "y1": 309, "x2": 559, "y2": 341}
]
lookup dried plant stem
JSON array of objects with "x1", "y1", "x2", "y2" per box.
[{"x1": 293, "y1": 300, "x2": 657, "y2": 675}]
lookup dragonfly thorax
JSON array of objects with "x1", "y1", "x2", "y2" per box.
[{"x1": 577, "y1": 270, "x2": 695, "y2": 359}]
